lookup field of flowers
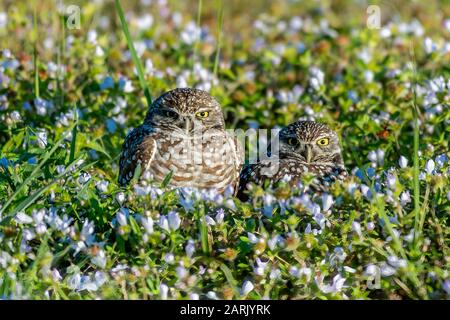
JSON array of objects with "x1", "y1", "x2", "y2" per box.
[{"x1": 0, "y1": 0, "x2": 449, "y2": 300}]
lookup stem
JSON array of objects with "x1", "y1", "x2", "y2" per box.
[{"x1": 213, "y1": 0, "x2": 224, "y2": 77}]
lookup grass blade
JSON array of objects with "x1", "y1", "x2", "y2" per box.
[
  {"x1": 33, "y1": 3, "x2": 39, "y2": 99},
  {"x1": 115, "y1": 0, "x2": 152, "y2": 106},
  {"x1": 409, "y1": 42, "x2": 422, "y2": 246},
  {"x1": 0, "y1": 121, "x2": 77, "y2": 216},
  {"x1": 192, "y1": 0, "x2": 203, "y2": 71},
  {"x1": 213, "y1": 0, "x2": 224, "y2": 77}
]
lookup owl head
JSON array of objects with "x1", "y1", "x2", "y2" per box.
[
  {"x1": 144, "y1": 88, "x2": 225, "y2": 134},
  {"x1": 276, "y1": 120, "x2": 344, "y2": 166}
]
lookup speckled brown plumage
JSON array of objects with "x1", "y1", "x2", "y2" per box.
[
  {"x1": 119, "y1": 88, "x2": 243, "y2": 193},
  {"x1": 237, "y1": 120, "x2": 347, "y2": 199}
]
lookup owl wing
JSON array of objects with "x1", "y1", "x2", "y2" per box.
[{"x1": 118, "y1": 125, "x2": 157, "y2": 186}]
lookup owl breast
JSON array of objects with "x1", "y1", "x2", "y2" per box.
[{"x1": 147, "y1": 130, "x2": 239, "y2": 192}]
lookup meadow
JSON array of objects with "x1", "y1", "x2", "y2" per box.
[{"x1": 0, "y1": 0, "x2": 449, "y2": 299}]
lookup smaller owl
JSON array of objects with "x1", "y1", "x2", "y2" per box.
[{"x1": 237, "y1": 120, "x2": 347, "y2": 199}]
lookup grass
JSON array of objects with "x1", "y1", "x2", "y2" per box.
[{"x1": 0, "y1": 0, "x2": 449, "y2": 300}]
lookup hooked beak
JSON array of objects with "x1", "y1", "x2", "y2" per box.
[
  {"x1": 304, "y1": 144, "x2": 313, "y2": 163},
  {"x1": 184, "y1": 117, "x2": 194, "y2": 134}
]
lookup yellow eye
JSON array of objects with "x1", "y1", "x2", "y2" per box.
[
  {"x1": 317, "y1": 138, "x2": 329, "y2": 146},
  {"x1": 288, "y1": 138, "x2": 299, "y2": 146},
  {"x1": 195, "y1": 111, "x2": 209, "y2": 119}
]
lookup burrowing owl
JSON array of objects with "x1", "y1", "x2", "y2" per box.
[
  {"x1": 237, "y1": 120, "x2": 347, "y2": 199},
  {"x1": 119, "y1": 88, "x2": 243, "y2": 193}
]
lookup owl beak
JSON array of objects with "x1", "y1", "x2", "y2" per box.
[
  {"x1": 304, "y1": 145, "x2": 313, "y2": 163},
  {"x1": 184, "y1": 117, "x2": 194, "y2": 133}
]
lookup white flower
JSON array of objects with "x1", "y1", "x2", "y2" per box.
[
  {"x1": 386, "y1": 173, "x2": 396, "y2": 189},
  {"x1": 67, "y1": 273, "x2": 81, "y2": 290},
  {"x1": 380, "y1": 263, "x2": 396, "y2": 277},
  {"x1": 135, "y1": 14, "x2": 153, "y2": 30},
  {"x1": 289, "y1": 16, "x2": 303, "y2": 30},
  {"x1": 425, "y1": 159, "x2": 435, "y2": 175},
  {"x1": 424, "y1": 37, "x2": 437, "y2": 54},
  {"x1": 363, "y1": 70, "x2": 374, "y2": 83},
  {"x1": 247, "y1": 232, "x2": 259, "y2": 244},
  {"x1": 167, "y1": 211, "x2": 181, "y2": 231},
  {"x1": 215, "y1": 208, "x2": 225, "y2": 224},
  {"x1": 140, "y1": 216, "x2": 154, "y2": 234},
  {"x1": 36, "y1": 130, "x2": 48, "y2": 148},
  {"x1": 0, "y1": 12, "x2": 7, "y2": 29},
  {"x1": 15, "y1": 212, "x2": 33, "y2": 224},
  {"x1": 164, "y1": 253, "x2": 175, "y2": 264},
  {"x1": 159, "y1": 283, "x2": 169, "y2": 299},
  {"x1": 94, "y1": 271, "x2": 107, "y2": 287},
  {"x1": 95, "y1": 180, "x2": 109, "y2": 193},
  {"x1": 366, "y1": 221, "x2": 375, "y2": 231},
  {"x1": 206, "y1": 291, "x2": 218, "y2": 300},
  {"x1": 369, "y1": 149, "x2": 385, "y2": 166},
  {"x1": 352, "y1": 221, "x2": 362, "y2": 237},
  {"x1": 185, "y1": 240, "x2": 195, "y2": 258},
  {"x1": 317, "y1": 274, "x2": 346, "y2": 294},
  {"x1": 116, "y1": 208, "x2": 128, "y2": 226},
  {"x1": 78, "y1": 172, "x2": 91, "y2": 184},
  {"x1": 400, "y1": 191, "x2": 411, "y2": 206},
  {"x1": 115, "y1": 192, "x2": 125, "y2": 204},
  {"x1": 241, "y1": 280, "x2": 254, "y2": 296},
  {"x1": 309, "y1": 67, "x2": 324, "y2": 91},
  {"x1": 387, "y1": 255, "x2": 407, "y2": 269},
  {"x1": 205, "y1": 215, "x2": 216, "y2": 226},
  {"x1": 399, "y1": 155, "x2": 408, "y2": 168},
  {"x1": 321, "y1": 193, "x2": 333, "y2": 211},
  {"x1": 176, "y1": 266, "x2": 187, "y2": 279},
  {"x1": 189, "y1": 293, "x2": 200, "y2": 300},
  {"x1": 91, "y1": 249, "x2": 106, "y2": 268},
  {"x1": 180, "y1": 21, "x2": 201, "y2": 45},
  {"x1": 158, "y1": 216, "x2": 170, "y2": 232},
  {"x1": 364, "y1": 264, "x2": 379, "y2": 277}
]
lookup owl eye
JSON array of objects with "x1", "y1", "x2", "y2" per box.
[
  {"x1": 195, "y1": 111, "x2": 210, "y2": 119},
  {"x1": 164, "y1": 110, "x2": 178, "y2": 118},
  {"x1": 317, "y1": 138, "x2": 329, "y2": 146},
  {"x1": 287, "y1": 138, "x2": 299, "y2": 147}
]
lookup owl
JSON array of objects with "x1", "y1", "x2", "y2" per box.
[
  {"x1": 237, "y1": 120, "x2": 347, "y2": 199},
  {"x1": 118, "y1": 88, "x2": 243, "y2": 193}
]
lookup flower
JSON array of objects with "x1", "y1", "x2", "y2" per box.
[
  {"x1": 167, "y1": 211, "x2": 181, "y2": 231},
  {"x1": 215, "y1": 208, "x2": 225, "y2": 224},
  {"x1": 241, "y1": 280, "x2": 254, "y2": 296},
  {"x1": 99, "y1": 76, "x2": 114, "y2": 91},
  {"x1": 399, "y1": 155, "x2": 408, "y2": 168},
  {"x1": 425, "y1": 159, "x2": 435, "y2": 175},
  {"x1": 0, "y1": 12, "x2": 7, "y2": 29},
  {"x1": 15, "y1": 212, "x2": 33, "y2": 224},
  {"x1": 400, "y1": 191, "x2": 411, "y2": 206},
  {"x1": 140, "y1": 216, "x2": 154, "y2": 234},
  {"x1": 95, "y1": 180, "x2": 109, "y2": 193},
  {"x1": 309, "y1": 67, "x2": 324, "y2": 91},
  {"x1": 159, "y1": 283, "x2": 169, "y2": 299},
  {"x1": 185, "y1": 239, "x2": 195, "y2": 258},
  {"x1": 116, "y1": 208, "x2": 129, "y2": 226},
  {"x1": 247, "y1": 232, "x2": 259, "y2": 244},
  {"x1": 321, "y1": 193, "x2": 333, "y2": 211},
  {"x1": 352, "y1": 221, "x2": 362, "y2": 237}
]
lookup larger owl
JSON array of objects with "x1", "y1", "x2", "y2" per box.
[
  {"x1": 119, "y1": 88, "x2": 243, "y2": 193},
  {"x1": 237, "y1": 120, "x2": 347, "y2": 199}
]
